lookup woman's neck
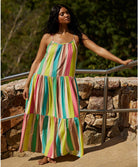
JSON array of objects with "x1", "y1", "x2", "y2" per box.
[{"x1": 58, "y1": 24, "x2": 70, "y2": 34}]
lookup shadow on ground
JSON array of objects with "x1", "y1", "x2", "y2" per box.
[{"x1": 84, "y1": 135, "x2": 126, "y2": 155}]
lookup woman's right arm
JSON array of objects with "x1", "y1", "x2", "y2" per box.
[{"x1": 23, "y1": 34, "x2": 49, "y2": 99}]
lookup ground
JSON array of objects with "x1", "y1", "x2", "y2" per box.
[{"x1": 1, "y1": 136, "x2": 137, "y2": 167}]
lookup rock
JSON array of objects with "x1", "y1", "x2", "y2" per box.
[
  {"x1": 127, "y1": 131, "x2": 136, "y2": 141},
  {"x1": 1, "y1": 84, "x2": 15, "y2": 98},
  {"x1": 120, "y1": 77, "x2": 138, "y2": 87},
  {"x1": 119, "y1": 93, "x2": 130, "y2": 128},
  {"x1": 87, "y1": 96, "x2": 113, "y2": 110},
  {"x1": 83, "y1": 130, "x2": 102, "y2": 145},
  {"x1": 94, "y1": 114, "x2": 102, "y2": 119},
  {"x1": 77, "y1": 79, "x2": 93, "y2": 99},
  {"x1": 8, "y1": 144, "x2": 19, "y2": 151},
  {"x1": 107, "y1": 121, "x2": 121, "y2": 138},
  {"x1": 85, "y1": 124, "x2": 98, "y2": 131},
  {"x1": 14, "y1": 79, "x2": 27, "y2": 90},
  {"x1": 80, "y1": 112, "x2": 86, "y2": 128},
  {"x1": 16, "y1": 122, "x2": 23, "y2": 130},
  {"x1": 108, "y1": 78, "x2": 120, "y2": 89},
  {"x1": 1, "y1": 99, "x2": 9, "y2": 114},
  {"x1": 90, "y1": 89, "x2": 104, "y2": 96},
  {"x1": 93, "y1": 117, "x2": 119, "y2": 127},
  {"x1": 93, "y1": 78, "x2": 104, "y2": 89},
  {"x1": 107, "y1": 112, "x2": 117, "y2": 118},
  {"x1": 12, "y1": 151, "x2": 26, "y2": 157},
  {"x1": 80, "y1": 100, "x2": 88, "y2": 109},
  {"x1": 1, "y1": 105, "x2": 24, "y2": 134},
  {"x1": 1, "y1": 78, "x2": 25, "y2": 134},
  {"x1": 113, "y1": 94, "x2": 119, "y2": 109},
  {"x1": 6, "y1": 129, "x2": 21, "y2": 146},
  {"x1": 1, "y1": 151, "x2": 11, "y2": 159},
  {"x1": 129, "y1": 100, "x2": 138, "y2": 131},
  {"x1": 1, "y1": 135, "x2": 7, "y2": 152},
  {"x1": 12, "y1": 151, "x2": 33, "y2": 157},
  {"x1": 85, "y1": 114, "x2": 95, "y2": 125}
]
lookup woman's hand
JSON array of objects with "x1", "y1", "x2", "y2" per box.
[
  {"x1": 23, "y1": 86, "x2": 29, "y2": 100},
  {"x1": 121, "y1": 59, "x2": 133, "y2": 69},
  {"x1": 121, "y1": 59, "x2": 133, "y2": 65}
]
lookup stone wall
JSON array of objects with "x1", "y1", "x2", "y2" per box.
[{"x1": 1, "y1": 77, "x2": 138, "y2": 159}]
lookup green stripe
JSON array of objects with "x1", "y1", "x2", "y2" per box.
[
  {"x1": 66, "y1": 119, "x2": 74, "y2": 150},
  {"x1": 60, "y1": 77, "x2": 66, "y2": 118},
  {"x1": 31, "y1": 114, "x2": 39, "y2": 152},
  {"x1": 37, "y1": 44, "x2": 51, "y2": 74},
  {"x1": 42, "y1": 116, "x2": 48, "y2": 153},
  {"x1": 53, "y1": 77, "x2": 57, "y2": 117}
]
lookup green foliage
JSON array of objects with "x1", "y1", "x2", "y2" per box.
[{"x1": 1, "y1": 0, "x2": 137, "y2": 78}]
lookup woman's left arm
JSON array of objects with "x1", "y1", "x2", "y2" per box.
[{"x1": 81, "y1": 33, "x2": 133, "y2": 65}]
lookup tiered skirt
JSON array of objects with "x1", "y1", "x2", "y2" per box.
[{"x1": 18, "y1": 73, "x2": 84, "y2": 158}]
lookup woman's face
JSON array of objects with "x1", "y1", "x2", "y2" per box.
[{"x1": 58, "y1": 7, "x2": 71, "y2": 24}]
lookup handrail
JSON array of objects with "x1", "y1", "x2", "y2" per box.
[
  {"x1": 1, "y1": 108, "x2": 137, "y2": 123},
  {"x1": 1, "y1": 60, "x2": 138, "y2": 145},
  {"x1": 1, "y1": 60, "x2": 137, "y2": 83}
]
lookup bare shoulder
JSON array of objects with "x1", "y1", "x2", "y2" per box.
[
  {"x1": 42, "y1": 33, "x2": 52, "y2": 46},
  {"x1": 74, "y1": 34, "x2": 79, "y2": 46},
  {"x1": 73, "y1": 33, "x2": 90, "y2": 46},
  {"x1": 81, "y1": 33, "x2": 91, "y2": 46}
]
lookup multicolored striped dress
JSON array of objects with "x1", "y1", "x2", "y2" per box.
[{"x1": 18, "y1": 34, "x2": 84, "y2": 158}]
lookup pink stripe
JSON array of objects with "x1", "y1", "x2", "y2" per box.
[
  {"x1": 30, "y1": 75, "x2": 40, "y2": 113},
  {"x1": 47, "y1": 141, "x2": 54, "y2": 157},
  {"x1": 69, "y1": 77, "x2": 79, "y2": 117},
  {"x1": 36, "y1": 75, "x2": 43, "y2": 114},
  {"x1": 64, "y1": 44, "x2": 73, "y2": 75},
  {"x1": 18, "y1": 114, "x2": 27, "y2": 152}
]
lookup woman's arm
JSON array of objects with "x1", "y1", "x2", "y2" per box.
[
  {"x1": 24, "y1": 34, "x2": 48, "y2": 88},
  {"x1": 81, "y1": 33, "x2": 133, "y2": 65}
]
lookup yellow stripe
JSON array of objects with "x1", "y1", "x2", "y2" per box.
[
  {"x1": 33, "y1": 73, "x2": 38, "y2": 86},
  {"x1": 48, "y1": 77, "x2": 54, "y2": 116},
  {"x1": 44, "y1": 44, "x2": 57, "y2": 75},
  {"x1": 65, "y1": 77, "x2": 74, "y2": 118},
  {"x1": 59, "y1": 119, "x2": 68, "y2": 155},
  {"x1": 69, "y1": 43, "x2": 76, "y2": 76},
  {"x1": 44, "y1": 117, "x2": 55, "y2": 155},
  {"x1": 23, "y1": 114, "x2": 34, "y2": 150},
  {"x1": 26, "y1": 74, "x2": 37, "y2": 114},
  {"x1": 71, "y1": 150, "x2": 78, "y2": 155},
  {"x1": 79, "y1": 118, "x2": 84, "y2": 156}
]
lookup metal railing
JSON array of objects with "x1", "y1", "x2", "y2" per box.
[{"x1": 1, "y1": 60, "x2": 138, "y2": 144}]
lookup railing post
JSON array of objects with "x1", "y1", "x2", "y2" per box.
[{"x1": 101, "y1": 74, "x2": 108, "y2": 144}]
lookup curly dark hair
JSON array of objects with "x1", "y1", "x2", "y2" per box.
[{"x1": 46, "y1": 4, "x2": 83, "y2": 43}]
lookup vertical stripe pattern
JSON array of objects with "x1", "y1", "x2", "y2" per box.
[{"x1": 19, "y1": 39, "x2": 84, "y2": 158}]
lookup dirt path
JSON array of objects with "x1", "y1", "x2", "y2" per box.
[{"x1": 1, "y1": 136, "x2": 137, "y2": 167}]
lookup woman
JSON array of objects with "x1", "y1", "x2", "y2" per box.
[{"x1": 18, "y1": 4, "x2": 133, "y2": 165}]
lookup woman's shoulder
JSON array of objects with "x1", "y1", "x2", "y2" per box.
[
  {"x1": 42, "y1": 33, "x2": 52, "y2": 40},
  {"x1": 42, "y1": 33, "x2": 52, "y2": 46},
  {"x1": 73, "y1": 34, "x2": 79, "y2": 46}
]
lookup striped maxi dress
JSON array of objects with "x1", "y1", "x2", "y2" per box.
[{"x1": 18, "y1": 34, "x2": 84, "y2": 158}]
